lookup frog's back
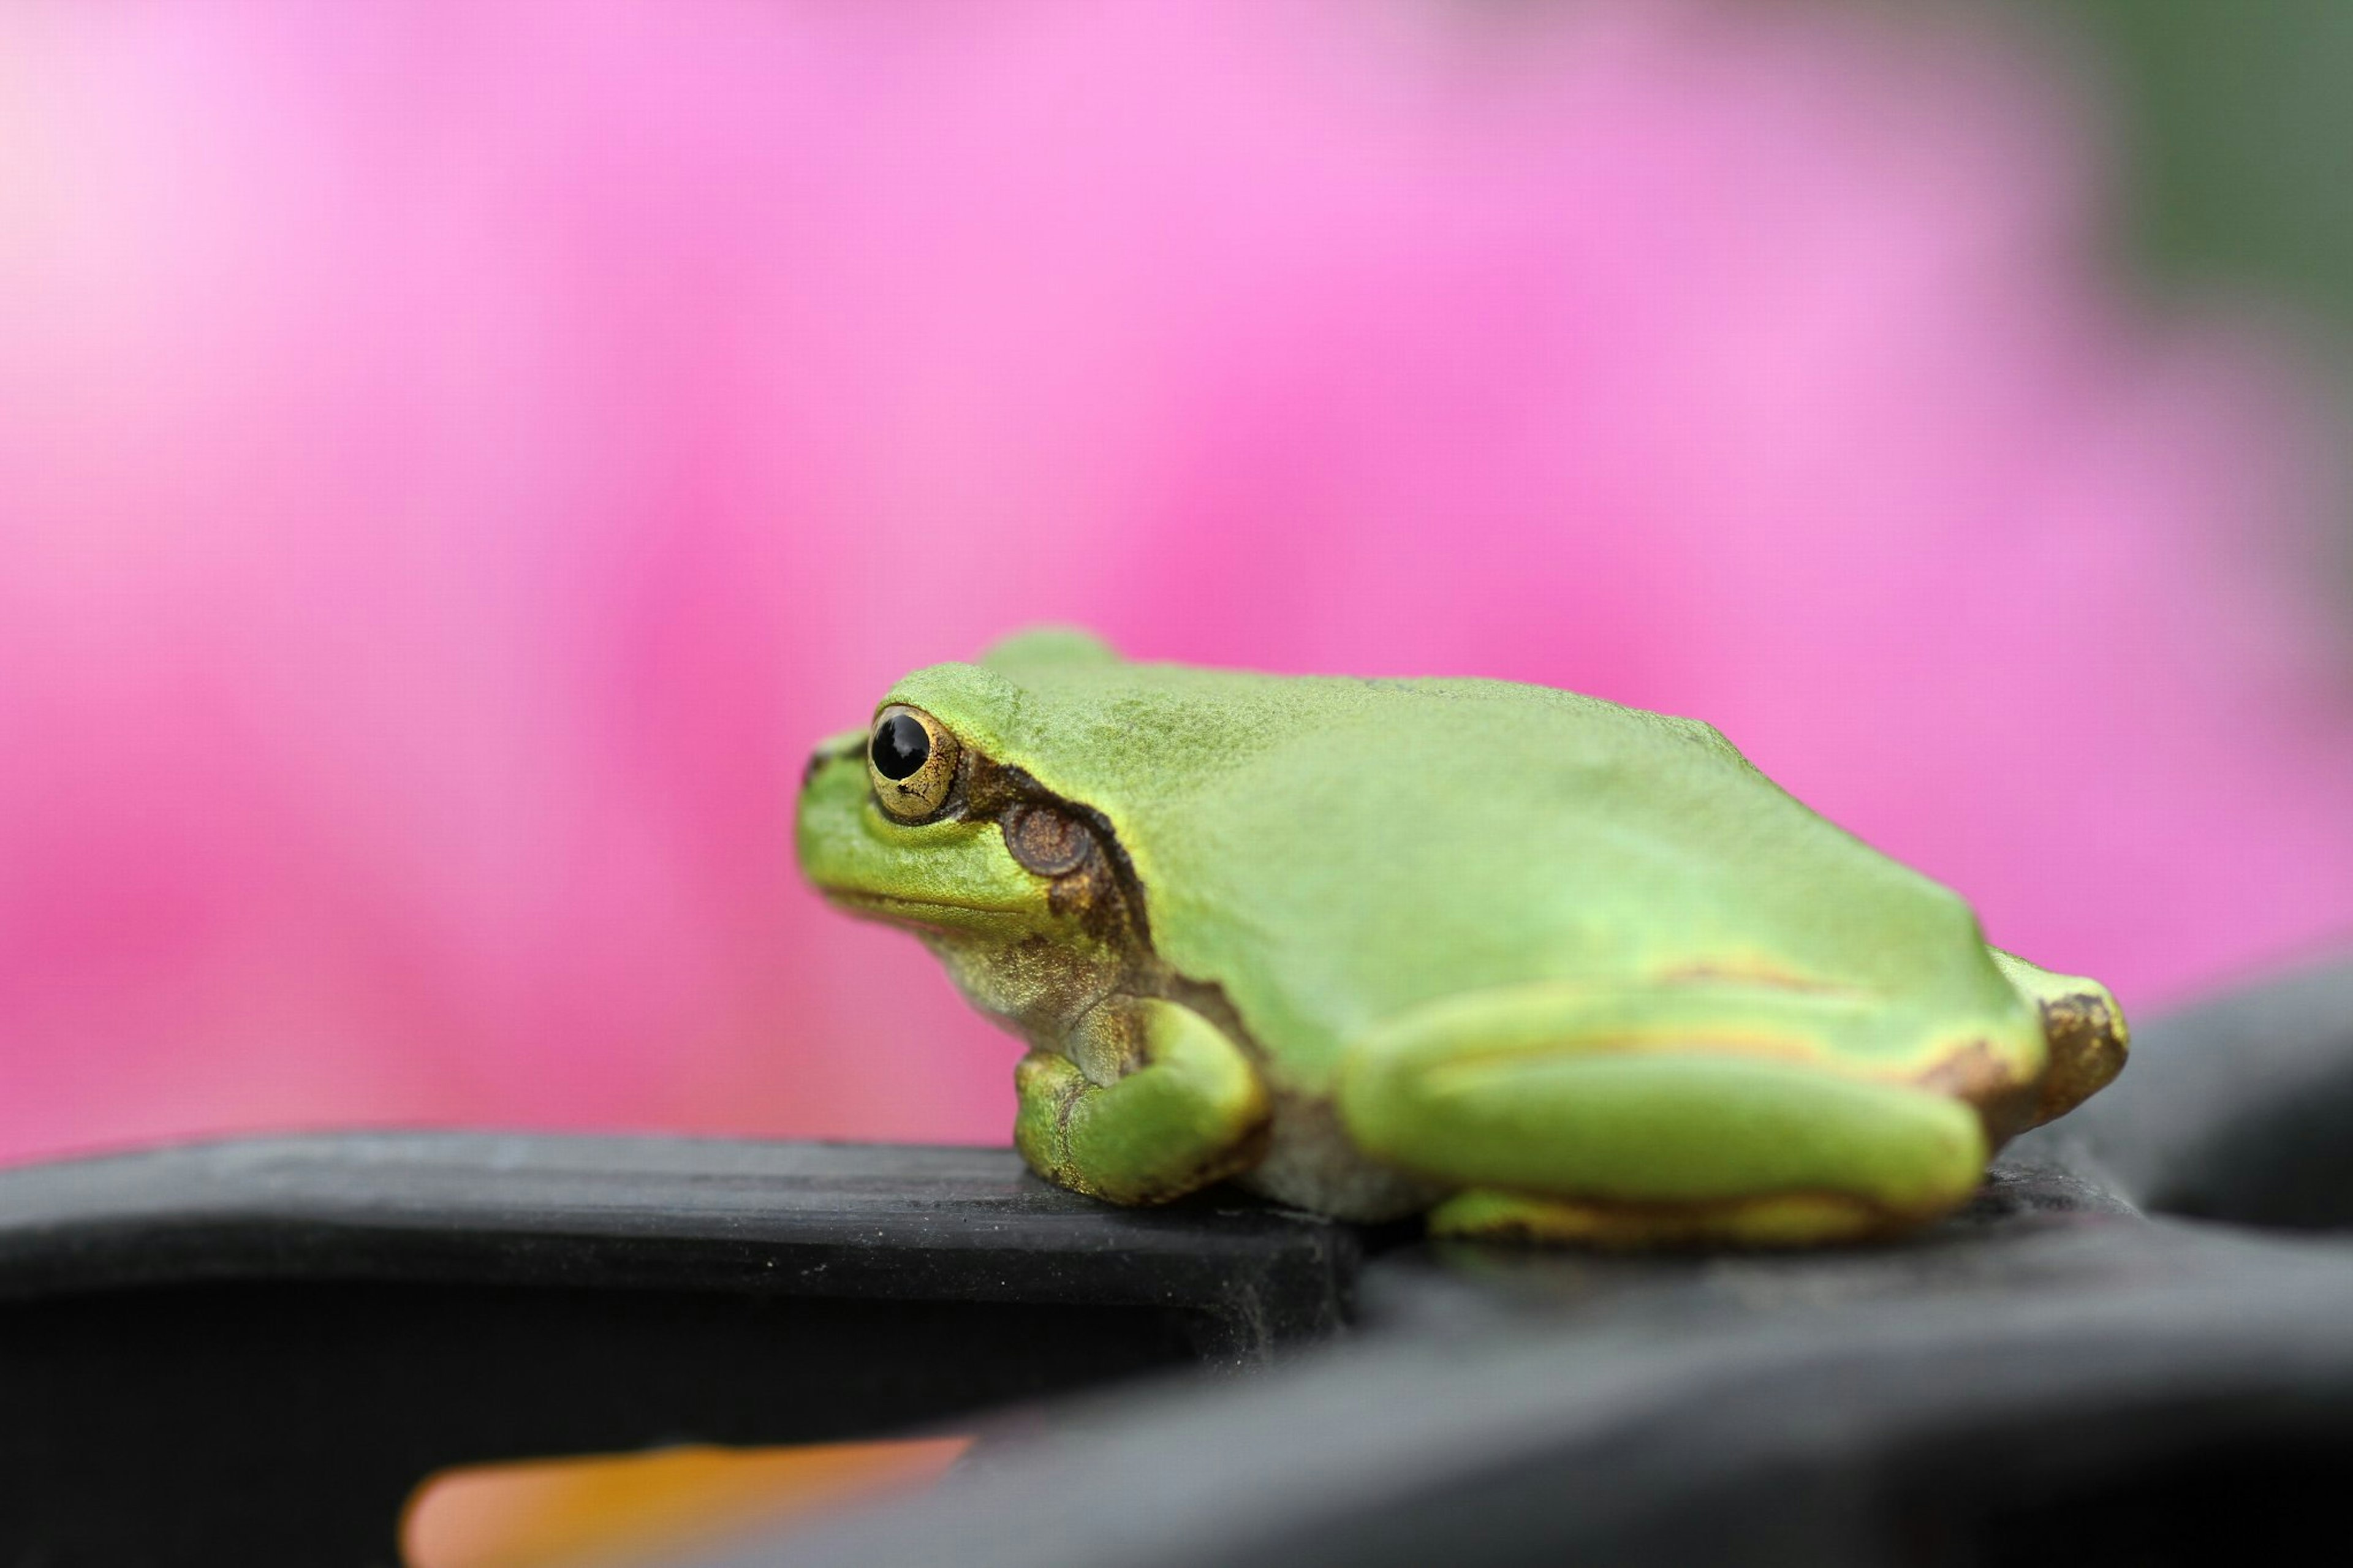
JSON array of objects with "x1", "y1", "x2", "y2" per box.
[{"x1": 894, "y1": 654, "x2": 2020, "y2": 1089}]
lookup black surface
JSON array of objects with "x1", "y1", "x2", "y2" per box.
[
  {"x1": 727, "y1": 1231, "x2": 2353, "y2": 1568},
  {"x1": 0, "y1": 1134, "x2": 1357, "y2": 1344},
  {"x1": 0, "y1": 1135, "x2": 1355, "y2": 1566}
]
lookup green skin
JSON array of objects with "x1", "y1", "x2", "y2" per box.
[{"x1": 796, "y1": 629, "x2": 2128, "y2": 1246}]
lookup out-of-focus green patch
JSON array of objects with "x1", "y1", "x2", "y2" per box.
[
  {"x1": 2001, "y1": 0, "x2": 2353, "y2": 601},
  {"x1": 2025, "y1": 0, "x2": 2353, "y2": 317}
]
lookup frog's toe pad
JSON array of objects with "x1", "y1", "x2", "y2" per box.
[{"x1": 1427, "y1": 1188, "x2": 1916, "y2": 1250}]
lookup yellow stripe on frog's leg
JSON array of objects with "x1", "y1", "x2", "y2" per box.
[
  {"x1": 1987, "y1": 948, "x2": 2129, "y2": 1127},
  {"x1": 1428, "y1": 1189, "x2": 1904, "y2": 1249},
  {"x1": 1334, "y1": 985, "x2": 1990, "y2": 1248},
  {"x1": 1013, "y1": 998, "x2": 1271, "y2": 1206}
]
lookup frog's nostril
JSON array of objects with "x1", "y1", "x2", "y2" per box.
[{"x1": 800, "y1": 748, "x2": 832, "y2": 791}]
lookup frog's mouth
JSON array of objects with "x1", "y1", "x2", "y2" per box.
[{"x1": 813, "y1": 884, "x2": 1033, "y2": 934}]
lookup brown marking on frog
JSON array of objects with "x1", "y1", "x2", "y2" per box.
[
  {"x1": 1914, "y1": 1039, "x2": 2042, "y2": 1146},
  {"x1": 2033, "y1": 988, "x2": 2129, "y2": 1124}
]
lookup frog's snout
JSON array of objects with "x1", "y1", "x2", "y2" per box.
[{"x1": 800, "y1": 732, "x2": 868, "y2": 793}]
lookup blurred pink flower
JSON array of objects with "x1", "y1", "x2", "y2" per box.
[{"x1": 2, "y1": 1, "x2": 2348, "y2": 1165}]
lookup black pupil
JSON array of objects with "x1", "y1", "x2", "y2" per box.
[{"x1": 871, "y1": 713, "x2": 931, "y2": 781}]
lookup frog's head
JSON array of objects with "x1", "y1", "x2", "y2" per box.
[{"x1": 795, "y1": 627, "x2": 1154, "y2": 960}]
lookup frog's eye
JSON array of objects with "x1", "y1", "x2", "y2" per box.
[{"x1": 867, "y1": 704, "x2": 961, "y2": 820}]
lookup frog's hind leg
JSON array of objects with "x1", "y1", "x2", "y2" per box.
[
  {"x1": 1333, "y1": 985, "x2": 1990, "y2": 1249},
  {"x1": 1987, "y1": 949, "x2": 2128, "y2": 1128}
]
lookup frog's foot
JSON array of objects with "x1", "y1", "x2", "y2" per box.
[
  {"x1": 1987, "y1": 949, "x2": 2129, "y2": 1127},
  {"x1": 1014, "y1": 997, "x2": 1271, "y2": 1206},
  {"x1": 1428, "y1": 1188, "x2": 1908, "y2": 1250}
]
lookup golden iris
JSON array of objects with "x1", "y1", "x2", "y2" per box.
[{"x1": 867, "y1": 704, "x2": 960, "y2": 820}]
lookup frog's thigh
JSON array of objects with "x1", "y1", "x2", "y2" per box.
[
  {"x1": 1335, "y1": 987, "x2": 1987, "y2": 1244},
  {"x1": 1014, "y1": 998, "x2": 1270, "y2": 1207}
]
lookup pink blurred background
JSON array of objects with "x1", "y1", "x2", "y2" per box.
[{"x1": 4, "y1": 0, "x2": 2351, "y2": 1169}]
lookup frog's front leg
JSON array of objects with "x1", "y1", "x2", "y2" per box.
[
  {"x1": 1335, "y1": 985, "x2": 1994, "y2": 1248},
  {"x1": 1014, "y1": 997, "x2": 1271, "y2": 1205}
]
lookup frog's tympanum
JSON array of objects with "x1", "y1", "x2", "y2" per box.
[{"x1": 797, "y1": 631, "x2": 2126, "y2": 1247}]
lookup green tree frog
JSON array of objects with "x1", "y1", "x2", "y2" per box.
[{"x1": 796, "y1": 630, "x2": 2126, "y2": 1246}]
